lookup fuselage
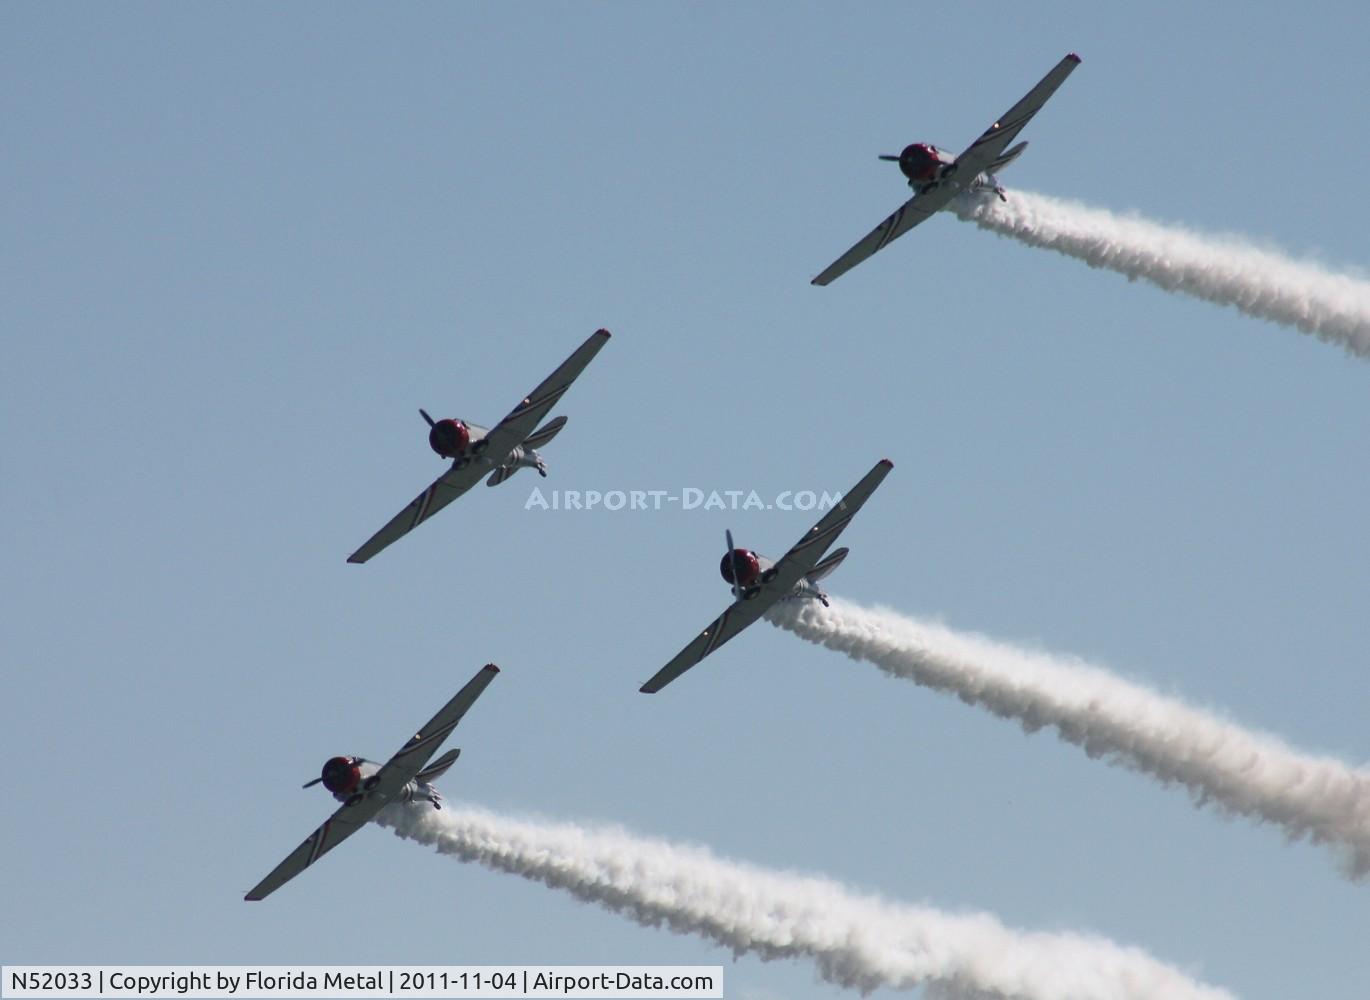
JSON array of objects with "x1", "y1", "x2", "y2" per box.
[
  {"x1": 893, "y1": 140, "x2": 1023, "y2": 198},
  {"x1": 428, "y1": 417, "x2": 490, "y2": 459},
  {"x1": 895, "y1": 143, "x2": 958, "y2": 186},
  {"x1": 427, "y1": 416, "x2": 547, "y2": 480},
  {"x1": 720, "y1": 547, "x2": 827, "y2": 603},
  {"x1": 318, "y1": 755, "x2": 439, "y2": 808}
]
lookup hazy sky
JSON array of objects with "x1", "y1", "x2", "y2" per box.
[{"x1": 4, "y1": 4, "x2": 1368, "y2": 999}]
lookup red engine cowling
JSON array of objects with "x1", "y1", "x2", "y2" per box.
[
  {"x1": 898, "y1": 143, "x2": 942, "y2": 183},
  {"x1": 428, "y1": 418, "x2": 470, "y2": 458},
  {"x1": 719, "y1": 548, "x2": 761, "y2": 587},
  {"x1": 320, "y1": 756, "x2": 361, "y2": 795}
]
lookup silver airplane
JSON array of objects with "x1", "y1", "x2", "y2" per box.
[
  {"x1": 812, "y1": 53, "x2": 1081, "y2": 286},
  {"x1": 348, "y1": 329, "x2": 610, "y2": 563},
  {"x1": 245, "y1": 664, "x2": 500, "y2": 901},
  {"x1": 640, "y1": 459, "x2": 892, "y2": 694}
]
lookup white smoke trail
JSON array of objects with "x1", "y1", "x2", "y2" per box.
[
  {"x1": 950, "y1": 190, "x2": 1370, "y2": 356},
  {"x1": 767, "y1": 599, "x2": 1370, "y2": 877},
  {"x1": 379, "y1": 804, "x2": 1232, "y2": 1000}
]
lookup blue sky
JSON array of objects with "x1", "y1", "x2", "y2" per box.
[{"x1": 4, "y1": 4, "x2": 1368, "y2": 998}]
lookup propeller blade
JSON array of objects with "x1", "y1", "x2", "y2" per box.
[
  {"x1": 419, "y1": 408, "x2": 436, "y2": 427},
  {"x1": 302, "y1": 777, "x2": 323, "y2": 789},
  {"x1": 878, "y1": 154, "x2": 901, "y2": 161},
  {"x1": 725, "y1": 529, "x2": 745, "y2": 597}
]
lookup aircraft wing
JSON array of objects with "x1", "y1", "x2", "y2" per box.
[
  {"x1": 951, "y1": 53, "x2": 1080, "y2": 184},
  {"x1": 639, "y1": 460, "x2": 892, "y2": 693},
  {"x1": 474, "y1": 329, "x2": 611, "y2": 477},
  {"x1": 764, "y1": 459, "x2": 893, "y2": 593},
  {"x1": 368, "y1": 663, "x2": 501, "y2": 801},
  {"x1": 811, "y1": 188, "x2": 956, "y2": 286},
  {"x1": 639, "y1": 590, "x2": 780, "y2": 694},
  {"x1": 244, "y1": 664, "x2": 500, "y2": 901},
  {"x1": 244, "y1": 793, "x2": 386, "y2": 901},
  {"x1": 346, "y1": 330, "x2": 609, "y2": 564},
  {"x1": 347, "y1": 459, "x2": 489, "y2": 564}
]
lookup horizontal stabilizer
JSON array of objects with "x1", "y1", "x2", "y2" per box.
[
  {"x1": 523, "y1": 415, "x2": 567, "y2": 451},
  {"x1": 486, "y1": 465, "x2": 517, "y2": 487},
  {"x1": 805, "y1": 547, "x2": 849, "y2": 584},
  {"x1": 416, "y1": 748, "x2": 461, "y2": 783},
  {"x1": 986, "y1": 141, "x2": 1028, "y2": 174}
]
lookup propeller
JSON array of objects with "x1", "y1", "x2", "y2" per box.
[
  {"x1": 302, "y1": 777, "x2": 323, "y2": 789},
  {"x1": 419, "y1": 408, "x2": 436, "y2": 427},
  {"x1": 878, "y1": 154, "x2": 901, "y2": 161},
  {"x1": 725, "y1": 528, "x2": 745, "y2": 598}
]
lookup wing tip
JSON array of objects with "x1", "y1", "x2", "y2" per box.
[
  {"x1": 346, "y1": 554, "x2": 366, "y2": 564},
  {"x1": 639, "y1": 684, "x2": 657, "y2": 694},
  {"x1": 1066, "y1": 52, "x2": 1082, "y2": 63},
  {"x1": 878, "y1": 458, "x2": 894, "y2": 469},
  {"x1": 482, "y1": 663, "x2": 500, "y2": 674},
  {"x1": 594, "y1": 328, "x2": 612, "y2": 339}
]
